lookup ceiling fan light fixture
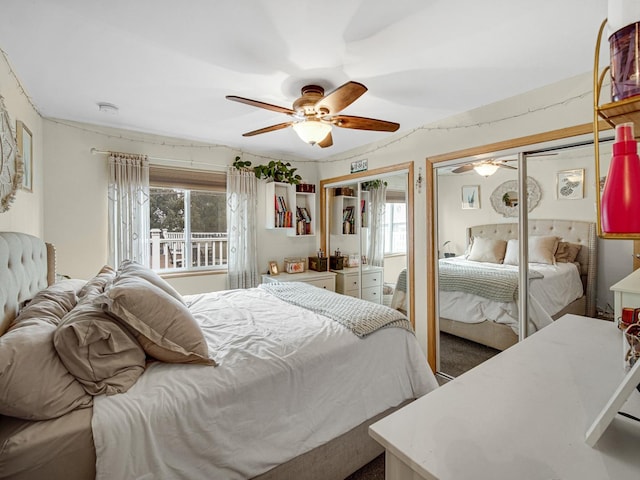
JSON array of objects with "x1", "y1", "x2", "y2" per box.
[
  {"x1": 292, "y1": 119, "x2": 332, "y2": 145},
  {"x1": 474, "y1": 163, "x2": 499, "y2": 177}
]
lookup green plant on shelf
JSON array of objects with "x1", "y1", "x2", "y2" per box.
[{"x1": 232, "y1": 157, "x2": 302, "y2": 185}]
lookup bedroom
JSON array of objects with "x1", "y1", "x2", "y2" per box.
[{"x1": 1, "y1": 0, "x2": 639, "y2": 478}]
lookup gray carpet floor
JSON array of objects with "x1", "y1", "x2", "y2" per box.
[{"x1": 346, "y1": 333, "x2": 500, "y2": 479}]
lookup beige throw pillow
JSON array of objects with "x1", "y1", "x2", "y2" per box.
[
  {"x1": 54, "y1": 297, "x2": 146, "y2": 396},
  {"x1": 0, "y1": 320, "x2": 92, "y2": 420},
  {"x1": 12, "y1": 279, "x2": 85, "y2": 328},
  {"x1": 78, "y1": 265, "x2": 116, "y2": 299},
  {"x1": 503, "y1": 236, "x2": 559, "y2": 265},
  {"x1": 117, "y1": 260, "x2": 185, "y2": 305},
  {"x1": 555, "y1": 241, "x2": 582, "y2": 263},
  {"x1": 98, "y1": 276, "x2": 215, "y2": 366},
  {"x1": 467, "y1": 237, "x2": 507, "y2": 263}
]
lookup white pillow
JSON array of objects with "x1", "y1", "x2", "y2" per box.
[
  {"x1": 467, "y1": 237, "x2": 507, "y2": 263},
  {"x1": 503, "y1": 236, "x2": 559, "y2": 265}
]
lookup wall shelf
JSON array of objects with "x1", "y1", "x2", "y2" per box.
[{"x1": 265, "y1": 181, "x2": 317, "y2": 236}]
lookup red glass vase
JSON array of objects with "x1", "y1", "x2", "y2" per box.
[{"x1": 601, "y1": 122, "x2": 640, "y2": 234}]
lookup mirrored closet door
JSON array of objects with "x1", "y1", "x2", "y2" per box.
[
  {"x1": 431, "y1": 133, "x2": 614, "y2": 378},
  {"x1": 320, "y1": 164, "x2": 414, "y2": 326}
]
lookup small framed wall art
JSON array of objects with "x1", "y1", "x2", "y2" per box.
[
  {"x1": 16, "y1": 120, "x2": 32, "y2": 192},
  {"x1": 556, "y1": 168, "x2": 584, "y2": 200},
  {"x1": 461, "y1": 185, "x2": 480, "y2": 210}
]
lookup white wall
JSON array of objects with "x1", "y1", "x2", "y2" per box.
[
  {"x1": 42, "y1": 119, "x2": 319, "y2": 293},
  {"x1": 0, "y1": 54, "x2": 44, "y2": 235}
]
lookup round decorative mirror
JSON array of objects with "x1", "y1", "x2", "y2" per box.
[{"x1": 489, "y1": 177, "x2": 541, "y2": 217}]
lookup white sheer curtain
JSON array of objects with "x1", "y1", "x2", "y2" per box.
[
  {"x1": 226, "y1": 168, "x2": 259, "y2": 289},
  {"x1": 108, "y1": 153, "x2": 150, "y2": 267},
  {"x1": 367, "y1": 183, "x2": 387, "y2": 267}
]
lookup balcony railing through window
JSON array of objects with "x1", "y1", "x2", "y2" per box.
[{"x1": 150, "y1": 229, "x2": 228, "y2": 271}]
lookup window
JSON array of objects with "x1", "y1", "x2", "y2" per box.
[
  {"x1": 149, "y1": 166, "x2": 227, "y2": 272},
  {"x1": 384, "y1": 202, "x2": 407, "y2": 255}
]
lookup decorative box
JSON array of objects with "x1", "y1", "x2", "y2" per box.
[
  {"x1": 330, "y1": 255, "x2": 344, "y2": 270},
  {"x1": 308, "y1": 256, "x2": 328, "y2": 272},
  {"x1": 284, "y1": 257, "x2": 306, "y2": 274},
  {"x1": 334, "y1": 187, "x2": 355, "y2": 197},
  {"x1": 296, "y1": 183, "x2": 316, "y2": 193}
]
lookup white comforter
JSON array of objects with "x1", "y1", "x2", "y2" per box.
[
  {"x1": 439, "y1": 257, "x2": 584, "y2": 333},
  {"x1": 92, "y1": 287, "x2": 437, "y2": 480}
]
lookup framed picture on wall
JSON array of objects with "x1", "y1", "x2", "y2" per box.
[
  {"x1": 461, "y1": 185, "x2": 480, "y2": 210},
  {"x1": 16, "y1": 120, "x2": 33, "y2": 192},
  {"x1": 556, "y1": 168, "x2": 584, "y2": 200}
]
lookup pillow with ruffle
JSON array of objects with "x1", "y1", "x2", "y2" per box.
[
  {"x1": 97, "y1": 275, "x2": 214, "y2": 366},
  {"x1": 117, "y1": 260, "x2": 185, "y2": 305}
]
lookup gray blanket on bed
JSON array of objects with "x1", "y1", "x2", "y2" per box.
[
  {"x1": 259, "y1": 282, "x2": 413, "y2": 337},
  {"x1": 438, "y1": 260, "x2": 543, "y2": 303}
]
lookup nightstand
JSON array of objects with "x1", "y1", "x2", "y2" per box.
[
  {"x1": 333, "y1": 266, "x2": 383, "y2": 303},
  {"x1": 261, "y1": 270, "x2": 336, "y2": 291},
  {"x1": 610, "y1": 268, "x2": 640, "y2": 324}
]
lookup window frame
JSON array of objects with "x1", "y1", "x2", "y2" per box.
[{"x1": 149, "y1": 166, "x2": 227, "y2": 273}]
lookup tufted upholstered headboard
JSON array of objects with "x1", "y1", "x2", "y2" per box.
[
  {"x1": 466, "y1": 219, "x2": 597, "y2": 317},
  {"x1": 0, "y1": 232, "x2": 55, "y2": 335}
]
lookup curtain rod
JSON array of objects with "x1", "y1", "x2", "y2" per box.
[{"x1": 90, "y1": 148, "x2": 229, "y2": 170}]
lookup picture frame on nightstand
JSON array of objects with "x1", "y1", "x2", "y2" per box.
[{"x1": 268, "y1": 261, "x2": 279, "y2": 276}]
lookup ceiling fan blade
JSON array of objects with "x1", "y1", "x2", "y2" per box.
[
  {"x1": 452, "y1": 164, "x2": 475, "y2": 174},
  {"x1": 497, "y1": 163, "x2": 517, "y2": 170},
  {"x1": 318, "y1": 132, "x2": 333, "y2": 148},
  {"x1": 331, "y1": 115, "x2": 399, "y2": 132},
  {"x1": 226, "y1": 95, "x2": 296, "y2": 115},
  {"x1": 242, "y1": 122, "x2": 293, "y2": 137},
  {"x1": 315, "y1": 81, "x2": 367, "y2": 115}
]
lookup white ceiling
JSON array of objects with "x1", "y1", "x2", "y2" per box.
[{"x1": 0, "y1": 0, "x2": 608, "y2": 160}]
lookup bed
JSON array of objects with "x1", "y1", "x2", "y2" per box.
[
  {"x1": 438, "y1": 219, "x2": 597, "y2": 351},
  {"x1": 0, "y1": 232, "x2": 438, "y2": 480}
]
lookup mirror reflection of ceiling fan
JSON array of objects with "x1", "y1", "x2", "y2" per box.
[
  {"x1": 452, "y1": 159, "x2": 517, "y2": 177},
  {"x1": 226, "y1": 81, "x2": 400, "y2": 148},
  {"x1": 453, "y1": 152, "x2": 557, "y2": 177}
]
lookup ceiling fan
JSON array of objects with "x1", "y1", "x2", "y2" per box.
[
  {"x1": 226, "y1": 81, "x2": 400, "y2": 148},
  {"x1": 452, "y1": 159, "x2": 517, "y2": 177}
]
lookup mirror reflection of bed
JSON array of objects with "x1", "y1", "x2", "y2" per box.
[
  {"x1": 439, "y1": 220, "x2": 596, "y2": 375},
  {"x1": 435, "y1": 139, "x2": 609, "y2": 378},
  {"x1": 323, "y1": 169, "x2": 411, "y2": 321}
]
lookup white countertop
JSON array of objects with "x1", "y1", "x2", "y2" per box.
[
  {"x1": 369, "y1": 315, "x2": 640, "y2": 480},
  {"x1": 611, "y1": 268, "x2": 640, "y2": 294}
]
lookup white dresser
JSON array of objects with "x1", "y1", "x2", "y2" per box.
[
  {"x1": 369, "y1": 315, "x2": 640, "y2": 480},
  {"x1": 261, "y1": 270, "x2": 336, "y2": 291},
  {"x1": 333, "y1": 266, "x2": 383, "y2": 303},
  {"x1": 610, "y1": 268, "x2": 640, "y2": 323}
]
